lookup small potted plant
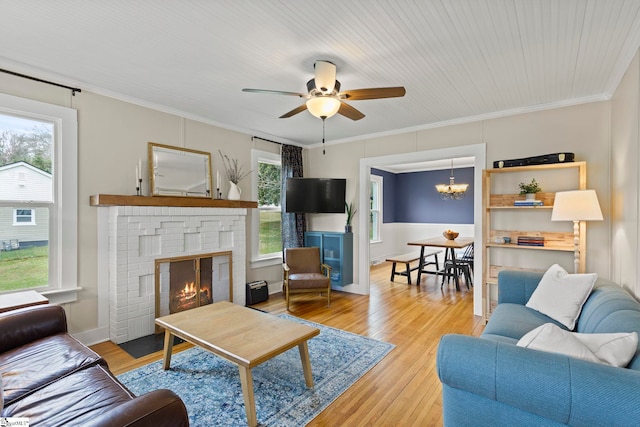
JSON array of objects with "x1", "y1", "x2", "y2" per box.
[
  {"x1": 345, "y1": 202, "x2": 357, "y2": 233},
  {"x1": 519, "y1": 178, "x2": 541, "y2": 200}
]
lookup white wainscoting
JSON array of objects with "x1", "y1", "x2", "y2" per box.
[{"x1": 370, "y1": 222, "x2": 475, "y2": 264}]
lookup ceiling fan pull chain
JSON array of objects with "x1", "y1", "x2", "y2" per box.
[{"x1": 322, "y1": 118, "x2": 326, "y2": 155}]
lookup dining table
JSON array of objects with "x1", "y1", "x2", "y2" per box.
[{"x1": 407, "y1": 236, "x2": 474, "y2": 289}]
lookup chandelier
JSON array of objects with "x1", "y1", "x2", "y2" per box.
[{"x1": 435, "y1": 159, "x2": 468, "y2": 200}]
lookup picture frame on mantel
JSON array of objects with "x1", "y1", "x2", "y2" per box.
[{"x1": 148, "y1": 142, "x2": 213, "y2": 198}]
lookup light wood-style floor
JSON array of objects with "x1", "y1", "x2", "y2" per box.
[{"x1": 91, "y1": 262, "x2": 485, "y2": 426}]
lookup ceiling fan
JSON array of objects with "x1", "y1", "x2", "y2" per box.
[{"x1": 242, "y1": 60, "x2": 406, "y2": 121}]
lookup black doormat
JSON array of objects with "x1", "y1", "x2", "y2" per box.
[{"x1": 118, "y1": 334, "x2": 185, "y2": 359}]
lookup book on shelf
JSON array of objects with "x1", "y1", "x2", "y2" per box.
[
  {"x1": 518, "y1": 236, "x2": 545, "y2": 242},
  {"x1": 517, "y1": 236, "x2": 545, "y2": 246},
  {"x1": 514, "y1": 200, "x2": 544, "y2": 206}
]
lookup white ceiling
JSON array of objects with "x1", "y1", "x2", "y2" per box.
[{"x1": 2, "y1": 0, "x2": 640, "y2": 149}]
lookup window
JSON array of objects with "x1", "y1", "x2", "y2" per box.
[
  {"x1": 0, "y1": 93, "x2": 78, "y2": 303},
  {"x1": 14, "y1": 208, "x2": 35, "y2": 225},
  {"x1": 370, "y1": 175, "x2": 383, "y2": 242},
  {"x1": 251, "y1": 149, "x2": 282, "y2": 266}
]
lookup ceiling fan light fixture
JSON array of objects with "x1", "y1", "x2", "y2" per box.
[
  {"x1": 306, "y1": 96, "x2": 341, "y2": 119},
  {"x1": 243, "y1": 60, "x2": 404, "y2": 121}
]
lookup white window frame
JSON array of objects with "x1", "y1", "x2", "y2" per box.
[
  {"x1": 250, "y1": 149, "x2": 282, "y2": 268},
  {"x1": 0, "y1": 93, "x2": 79, "y2": 303},
  {"x1": 370, "y1": 174, "x2": 383, "y2": 243},
  {"x1": 13, "y1": 208, "x2": 35, "y2": 225}
]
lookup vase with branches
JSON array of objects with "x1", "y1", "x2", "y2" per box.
[
  {"x1": 219, "y1": 150, "x2": 251, "y2": 200},
  {"x1": 219, "y1": 150, "x2": 251, "y2": 184}
]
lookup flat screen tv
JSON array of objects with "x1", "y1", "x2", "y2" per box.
[{"x1": 285, "y1": 178, "x2": 346, "y2": 213}]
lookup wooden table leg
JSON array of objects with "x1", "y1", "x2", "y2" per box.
[
  {"x1": 162, "y1": 329, "x2": 174, "y2": 370},
  {"x1": 416, "y1": 246, "x2": 425, "y2": 284},
  {"x1": 390, "y1": 262, "x2": 396, "y2": 282},
  {"x1": 405, "y1": 262, "x2": 412, "y2": 284},
  {"x1": 450, "y1": 249, "x2": 460, "y2": 291},
  {"x1": 238, "y1": 366, "x2": 257, "y2": 427},
  {"x1": 298, "y1": 341, "x2": 314, "y2": 388}
]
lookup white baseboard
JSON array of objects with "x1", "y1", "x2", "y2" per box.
[
  {"x1": 268, "y1": 281, "x2": 283, "y2": 295},
  {"x1": 71, "y1": 326, "x2": 109, "y2": 346}
]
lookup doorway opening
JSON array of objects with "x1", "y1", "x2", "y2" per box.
[{"x1": 357, "y1": 143, "x2": 486, "y2": 316}]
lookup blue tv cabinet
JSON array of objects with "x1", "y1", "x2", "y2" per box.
[{"x1": 304, "y1": 231, "x2": 353, "y2": 287}]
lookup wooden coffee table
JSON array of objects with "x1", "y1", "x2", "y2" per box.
[{"x1": 155, "y1": 301, "x2": 320, "y2": 427}]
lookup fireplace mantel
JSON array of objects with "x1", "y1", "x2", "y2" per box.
[{"x1": 90, "y1": 194, "x2": 257, "y2": 208}]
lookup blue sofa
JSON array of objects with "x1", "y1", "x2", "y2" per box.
[{"x1": 437, "y1": 270, "x2": 640, "y2": 426}]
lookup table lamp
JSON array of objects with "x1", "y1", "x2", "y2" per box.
[{"x1": 551, "y1": 189, "x2": 603, "y2": 273}]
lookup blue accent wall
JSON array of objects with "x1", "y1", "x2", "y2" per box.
[{"x1": 371, "y1": 167, "x2": 474, "y2": 224}]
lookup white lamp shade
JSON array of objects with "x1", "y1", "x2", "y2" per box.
[
  {"x1": 306, "y1": 97, "x2": 341, "y2": 119},
  {"x1": 551, "y1": 189, "x2": 603, "y2": 221},
  {"x1": 435, "y1": 183, "x2": 469, "y2": 193},
  {"x1": 314, "y1": 60, "x2": 336, "y2": 93}
]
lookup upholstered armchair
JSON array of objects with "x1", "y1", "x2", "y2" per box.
[{"x1": 283, "y1": 247, "x2": 332, "y2": 310}]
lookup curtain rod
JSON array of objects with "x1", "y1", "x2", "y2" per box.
[
  {"x1": 252, "y1": 136, "x2": 282, "y2": 145},
  {"x1": 0, "y1": 68, "x2": 82, "y2": 96}
]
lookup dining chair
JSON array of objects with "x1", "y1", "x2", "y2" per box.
[
  {"x1": 440, "y1": 243, "x2": 474, "y2": 290},
  {"x1": 458, "y1": 242, "x2": 474, "y2": 273}
]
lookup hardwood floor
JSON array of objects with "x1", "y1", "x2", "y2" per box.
[{"x1": 91, "y1": 262, "x2": 484, "y2": 426}]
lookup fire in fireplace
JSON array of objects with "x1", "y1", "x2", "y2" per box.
[
  {"x1": 155, "y1": 251, "x2": 232, "y2": 319},
  {"x1": 169, "y1": 257, "x2": 213, "y2": 313}
]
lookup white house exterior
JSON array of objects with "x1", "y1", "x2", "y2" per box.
[{"x1": 0, "y1": 161, "x2": 51, "y2": 248}]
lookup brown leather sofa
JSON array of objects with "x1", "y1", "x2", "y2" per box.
[{"x1": 0, "y1": 304, "x2": 189, "y2": 426}]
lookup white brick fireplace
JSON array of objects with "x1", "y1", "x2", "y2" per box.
[{"x1": 94, "y1": 197, "x2": 252, "y2": 344}]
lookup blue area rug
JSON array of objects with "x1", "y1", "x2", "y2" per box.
[{"x1": 118, "y1": 315, "x2": 395, "y2": 426}]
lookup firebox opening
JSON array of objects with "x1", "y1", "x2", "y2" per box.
[
  {"x1": 169, "y1": 257, "x2": 213, "y2": 313},
  {"x1": 155, "y1": 251, "x2": 232, "y2": 329}
]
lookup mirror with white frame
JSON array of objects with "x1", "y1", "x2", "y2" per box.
[{"x1": 148, "y1": 142, "x2": 213, "y2": 198}]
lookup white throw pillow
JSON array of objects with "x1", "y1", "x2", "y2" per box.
[
  {"x1": 573, "y1": 330, "x2": 639, "y2": 367},
  {"x1": 518, "y1": 323, "x2": 601, "y2": 364},
  {"x1": 517, "y1": 323, "x2": 638, "y2": 367},
  {"x1": 526, "y1": 264, "x2": 597, "y2": 329}
]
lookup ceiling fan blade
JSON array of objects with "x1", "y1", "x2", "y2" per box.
[
  {"x1": 339, "y1": 87, "x2": 406, "y2": 100},
  {"x1": 314, "y1": 60, "x2": 336, "y2": 93},
  {"x1": 279, "y1": 104, "x2": 308, "y2": 118},
  {"x1": 338, "y1": 102, "x2": 365, "y2": 121},
  {"x1": 242, "y1": 88, "x2": 308, "y2": 98}
]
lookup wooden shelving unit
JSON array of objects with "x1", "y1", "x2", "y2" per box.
[{"x1": 482, "y1": 161, "x2": 587, "y2": 321}]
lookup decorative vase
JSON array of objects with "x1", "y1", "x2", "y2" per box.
[
  {"x1": 227, "y1": 181, "x2": 241, "y2": 200},
  {"x1": 345, "y1": 225, "x2": 352, "y2": 233},
  {"x1": 525, "y1": 193, "x2": 536, "y2": 201}
]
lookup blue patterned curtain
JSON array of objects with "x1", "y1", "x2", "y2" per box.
[{"x1": 281, "y1": 144, "x2": 305, "y2": 249}]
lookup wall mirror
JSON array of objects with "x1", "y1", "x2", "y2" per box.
[{"x1": 148, "y1": 142, "x2": 212, "y2": 198}]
